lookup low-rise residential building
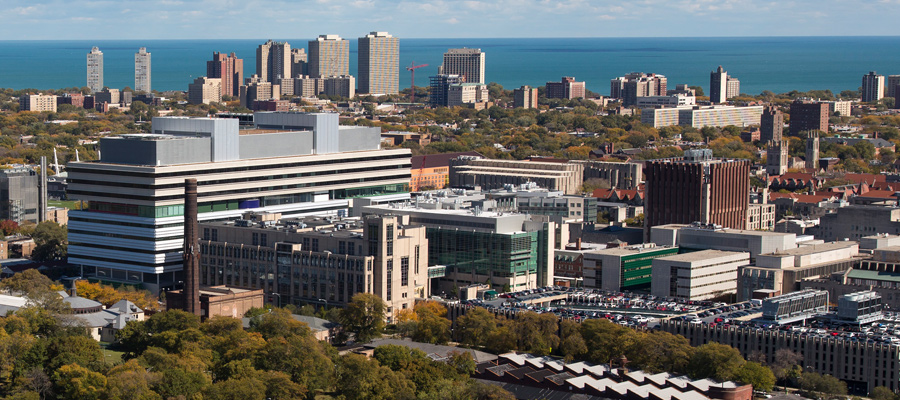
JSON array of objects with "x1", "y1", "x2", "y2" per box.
[
  {"x1": 19, "y1": 94, "x2": 57, "y2": 112},
  {"x1": 188, "y1": 77, "x2": 222, "y2": 105},
  {"x1": 641, "y1": 105, "x2": 763, "y2": 129},
  {"x1": 651, "y1": 250, "x2": 749, "y2": 301}
]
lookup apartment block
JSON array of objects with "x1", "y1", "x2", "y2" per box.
[
  {"x1": 640, "y1": 105, "x2": 763, "y2": 128},
  {"x1": 447, "y1": 83, "x2": 488, "y2": 107},
  {"x1": 188, "y1": 77, "x2": 222, "y2": 105},
  {"x1": 323, "y1": 75, "x2": 356, "y2": 99},
  {"x1": 309, "y1": 35, "x2": 349, "y2": 78},
  {"x1": 610, "y1": 72, "x2": 667, "y2": 107},
  {"x1": 207, "y1": 52, "x2": 243, "y2": 97},
  {"x1": 862, "y1": 71, "x2": 885, "y2": 103},
  {"x1": 19, "y1": 94, "x2": 57, "y2": 112},
  {"x1": 789, "y1": 100, "x2": 830, "y2": 135},
  {"x1": 358, "y1": 32, "x2": 399, "y2": 95},
  {"x1": 87, "y1": 47, "x2": 103, "y2": 92},
  {"x1": 513, "y1": 85, "x2": 538, "y2": 109},
  {"x1": 256, "y1": 40, "x2": 291, "y2": 83},
  {"x1": 441, "y1": 48, "x2": 485, "y2": 84},
  {"x1": 546, "y1": 77, "x2": 586, "y2": 99},
  {"x1": 134, "y1": 47, "x2": 151, "y2": 93}
]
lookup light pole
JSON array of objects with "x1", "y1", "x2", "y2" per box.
[
  {"x1": 271, "y1": 292, "x2": 281, "y2": 308},
  {"x1": 318, "y1": 298, "x2": 328, "y2": 311}
]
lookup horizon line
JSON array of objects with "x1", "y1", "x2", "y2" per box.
[{"x1": 2, "y1": 35, "x2": 900, "y2": 42}]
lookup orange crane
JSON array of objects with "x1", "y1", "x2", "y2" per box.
[{"x1": 406, "y1": 61, "x2": 428, "y2": 103}]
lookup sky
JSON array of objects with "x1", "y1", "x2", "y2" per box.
[{"x1": 0, "y1": 0, "x2": 898, "y2": 40}]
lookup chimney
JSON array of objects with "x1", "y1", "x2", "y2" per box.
[
  {"x1": 183, "y1": 178, "x2": 201, "y2": 316},
  {"x1": 576, "y1": 238, "x2": 582, "y2": 250},
  {"x1": 38, "y1": 156, "x2": 48, "y2": 223}
]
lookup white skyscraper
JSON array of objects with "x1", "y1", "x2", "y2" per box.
[
  {"x1": 87, "y1": 47, "x2": 104, "y2": 92},
  {"x1": 135, "y1": 47, "x2": 151, "y2": 93}
]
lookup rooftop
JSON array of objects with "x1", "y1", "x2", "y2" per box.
[
  {"x1": 654, "y1": 249, "x2": 749, "y2": 263},
  {"x1": 766, "y1": 241, "x2": 858, "y2": 257}
]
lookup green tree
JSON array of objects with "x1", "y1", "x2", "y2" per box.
[
  {"x1": 30, "y1": 221, "x2": 67, "y2": 261},
  {"x1": 0, "y1": 269, "x2": 62, "y2": 296},
  {"x1": 247, "y1": 308, "x2": 312, "y2": 339},
  {"x1": 336, "y1": 353, "x2": 415, "y2": 400},
  {"x1": 106, "y1": 359, "x2": 162, "y2": 400},
  {"x1": 558, "y1": 319, "x2": 587, "y2": 361},
  {"x1": 771, "y1": 349, "x2": 803, "y2": 389},
  {"x1": 512, "y1": 311, "x2": 559, "y2": 356},
  {"x1": 733, "y1": 362, "x2": 775, "y2": 392},
  {"x1": 628, "y1": 331, "x2": 694, "y2": 374},
  {"x1": 412, "y1": 302, "x2": 452, "y2": 344},
  {"x1": 799, "y1": 372, "x2": 848, "y2": 399},
  {"x1": 686, "y1": 342, "x2": 745, "y2": 381},
  {"x1": 53, "y1": 363, "x2": 107, "y2": 400},
  {"x1": 870, "y1": 386, "x2": 896, "y2": 400},
  {"x1": 456, "y1": 307, "x2": 497, "y2": 348},
  {"x1": 340, "y1": 293, "x2": 386, "y2": 343}
]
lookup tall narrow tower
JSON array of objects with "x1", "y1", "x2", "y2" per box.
[
  {"x1": 861, "y1": 71, "x2": 885, "y2": 103},
  {"x1": 709, "y1": 65, "x2": 728, "y2": 104},
  {"x1": 256, "y1": 40, "x2": 292, "y2": 83},
  {"x1": 87, "y1": 47, "x2": 104, "y2": 92},
  {"x1": 760, "y1": 106, "x2": 783, "y2": 143},
  {"x1": 806, "y1": 132, "x2": 820, "y2": 171},
  {"x1": 766, "y1": 140, "x2": 789, "y2": 176},
  {"x1": 134, "y1": 47, "x2": 151, "y2": 93},
  {"x1": 182, "y1": 178, "x2": 201, "y2": 316}
]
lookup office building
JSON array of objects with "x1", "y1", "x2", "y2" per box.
[
  {"x1": 610, "y1": 72, "x2": 667, "y2": 107},
  {"x1": 806, "y1": 131, "x2": 819, "y2": 170},
  {"x1": 66, "y1": 112, "x2": 411, "y2": 292},
  {"x1": 0, "y1": 168, "x2": 39, "y2": 223},
  {"x1": 760, "y1": 106, "x2": 783, "y2": 143},
  {"x1": 513, "y1": 85, "x2": 538, "y2": 109},
  {"x1": 256, "y1": 40, "x2": 291, "y2": 84},
  {"x1": 198, "y1": 213, "x2": 428, "y2": 320},
  {"x1": 187, "y1": 77, "x2": 222, "y2": 105},
  {"x1": 323, "y1": 75, "x2": 355, "y2": 99},
  {"x1": 19, "y1": 94, "x2": 57, "y2": 112},
  {"x1": 710, "y1": 65, "x2": 728, "y2": 103},
  {"x1": 651, "y1": 250, "x2": 749, "y2": 301},
  {"x1": 571, "y1": 160, "x2": 642, "y2": 190},
  {"x1": 134, "y1": 47, "x2": 151, "y2": 93},
  {"x1": 87, "y1": 47, "x2": 103, "y2": 92},
  {"x1": 207, "y1": 52, "x2": 243, "y2": 97},
  {"x1": 583, "y1": 244, "x2": 679, "y2": 291},
  {"x1": 449, "y1": 157, "x2": 584, "y2": 195},
  {"x1": 308, "y1": 35, "x2": 349, "y2": 78},
  {"x1": 738, "y1": 241, "x2": 862, "y2": 300},
  {"x1": 651, "y1": 223, "x2": 796, "y2": 260},
  {"x1": 766, "y1": 140, "x2": 789, "y2": 175},
  {"x1": 789, "y1": 100, "x2": 830, "y2": 135},
  {"x1": 546, "y1": 77, "x2": 586, "y2": 99},
  {"x1": 640, "y1": 105, "x2": 763, "y2": 129},
  {"x1": 644, "y1": 150, "x2": 751, "y2": 239},
  {"x1": 861, "y1": 71, "x2": 885, "y2": 103},
  {"x1": 291, "y1": 48, "x2": 308, "y2": 78},
  {"x1": 361, "y1": 203, "x2": 556, "y2": 293},
  {"x1": 447, "y1": 83, "x2": 489, "y2": 107},
  {"x1": 358, "y1": 32, "x2": 399, "y2": 95},
  {"x1": 441, "y1": 48, "x2": 485, "y2": 84},
  {"x1": 428, "y1": 74, "x2": 464, "y2": 107}
]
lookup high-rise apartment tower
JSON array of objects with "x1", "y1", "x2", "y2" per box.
[
  {"x1": 358, "y1": 32, "x2": 399, "y2": 95},
  {"x1": 441, "y1": 48, "x2": 485, "y2": 84},
  {"x1": 87, "y1": 47, "x2": 104, "y2": 92},
  {"x1": 862, "y1": 71, "x2": 885, "y2": 103},
  {"x1": 207, "y1": 52, "x2": 244, "y2": 97},
  {"x1": 134, "y1": 47, "x2": 151, "y2": 93},
  {"x1": 309, "y1": 35, "x2": 349, "y2": 78}
]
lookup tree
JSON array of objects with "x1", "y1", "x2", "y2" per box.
[
  {"x1": 799, "y1": 372, "x2": 847, "y2": 399},
  {"x1": 0, "y1": 220, "x2": 19, "y2": 236},
  {"x1": 248, "y1": 308, "x2": 311, "y2": 339},
  {"x1": 106, "y1": 359, "x2": 162, "y2": 400},
  {"x1": 512, "y1": 311, "x2": 559, "y2": 356},
  {"x1": 412, "y1": 302, "x2": 451, "y2": 344},
  {"x1": 771, "y1": 349, "x2": 803, "y2": 389},
  {"x1": 0, "y1": 269, "x2": 63, "y2": 296},
  {"x1": 336, "y1": 353, "x2": 415, "y2": 400},
  {"x1": 456, "y1": 307, "x2": 497, "y2": 348},
  {"x1": 870, "y1": 386, "x2": 896, "y2": 400},
  {"x1": 340, "y1": 293, "x2": 386, "y2": 343},
  {"x1": 558, "y1": 320, "x2": 587, "y2": 361},
  {"x1": 733, "y1": 362, "x2": 775, "y2": 392},
  {"x1": 628, "y1": 331, "x2": 694, "y2": 374},
  {"x1": 30, "y1": 221, "x2": 67, "y2": 261},
  {"x1": 686, "y1": 342, "x2": 745, "y2": 381},
  {"x1": 53, "y1": 363, "x2": 107, "y2": 400}
]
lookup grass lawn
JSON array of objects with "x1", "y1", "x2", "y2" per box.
[
  {"x1": 48, "y1": 200, "x2": 84, "y2": 210},
  {"x1": 100, "y1": 347, "x2": 124, "y2": 364}
]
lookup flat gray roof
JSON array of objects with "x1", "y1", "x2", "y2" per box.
[{"x1": 654, "y1": 249, "x2": 748, "y2": 262}]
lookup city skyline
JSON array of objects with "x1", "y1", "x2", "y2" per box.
[{"x1": 1, "y1": 0, "x2": 899, "y2": 40}]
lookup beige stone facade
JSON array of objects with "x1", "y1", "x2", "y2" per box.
[{"x1": 188, "y1": 77, "x2": 222, "y2": 105}]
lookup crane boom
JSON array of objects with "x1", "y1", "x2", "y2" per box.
[{"x1": 406, "y1": 61, "x2": 428, "y2": 103}]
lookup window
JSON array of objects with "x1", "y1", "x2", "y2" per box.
[
  {"x1": 386, "y1": 224, "x2": 394, "y2": 257},
  {"x1": 386, "y1": 259, "x2": 393, "y2": 301},
  {"x1": 401, "y1": 257, "x2": 409, "y2": 286},
  {"x1": 339, "y1": 241, "x2": 346, "y2": 254},
  {"x1": 211, "y1": 229, "x2": 218, "y2": 242},
  {"x1": 312, "y1": 238, "x2": 319, "y2": 252},
  {"x1": 414, "y1": 245, "x2": 420, "y2": 274},
  {"x1": 203, "y1": 228, "x2": 210, "y2": 240},
  {"x1": 252, "y1": 233, "x2": 259, "y2": 246},
  {"x1": 261, "y1": 234, "x2": 267, "y2": 247}
]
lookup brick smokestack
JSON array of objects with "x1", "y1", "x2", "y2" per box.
[{"x1": 183, "y1": 178, "x2": 201, "y2": 316}]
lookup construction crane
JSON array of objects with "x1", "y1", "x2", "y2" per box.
[{"x1": 406, "y1": 61, "x2": 428, "y2": 103}]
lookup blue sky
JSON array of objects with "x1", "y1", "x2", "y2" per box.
[{"x1": 1, "y1": 0, "x2": 898, "y2": 39}]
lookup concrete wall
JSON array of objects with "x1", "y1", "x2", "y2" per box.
[
  {"x1": 238, "y1": 131, "x2": 314, "y2": 159},
  {"x1": 100, "y1": 136, "x2": 212, "y2": 166},
  {"x1": 338, "y1": 127, "x2": 382, "y2": 152}
]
